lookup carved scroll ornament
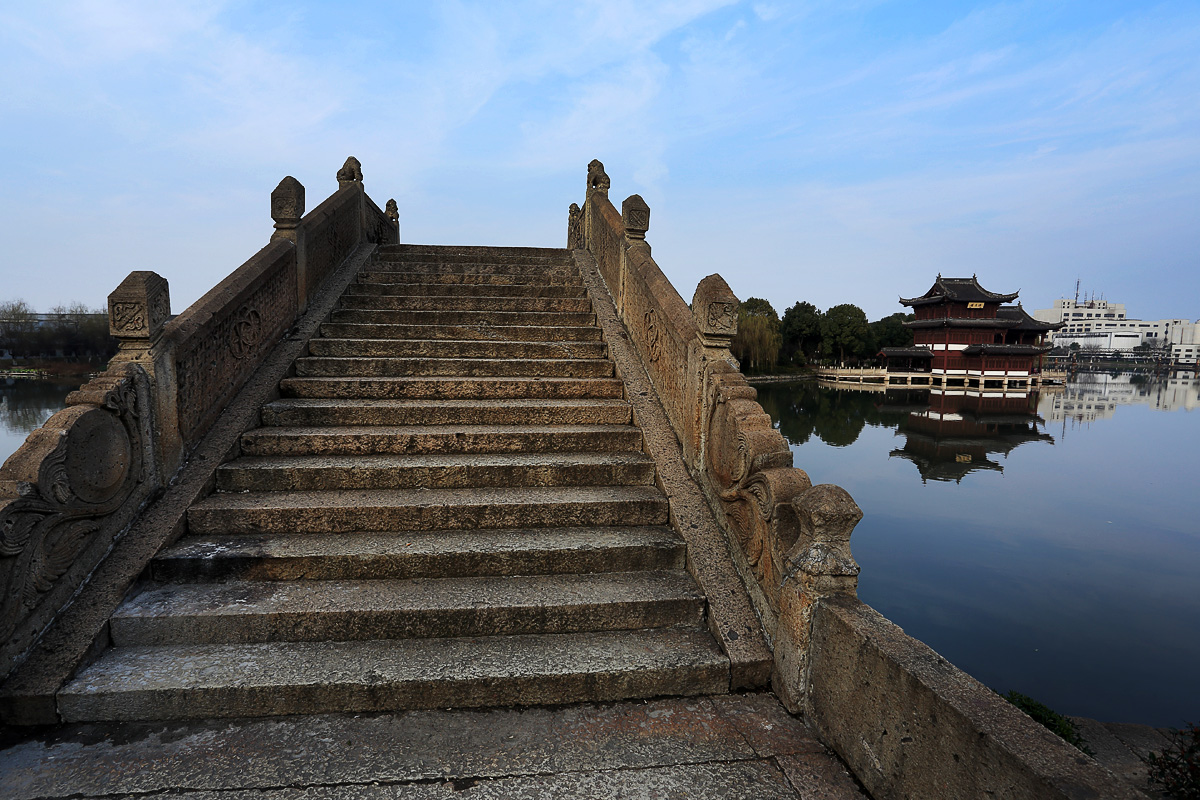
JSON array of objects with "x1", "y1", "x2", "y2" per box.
[{"x1": 0, "y1": 366, "x2": 149, "y2": 645}]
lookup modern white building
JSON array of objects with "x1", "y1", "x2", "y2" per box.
[{"x1": 1032, "y1": 297, "x2": 1199, "y2": 362}]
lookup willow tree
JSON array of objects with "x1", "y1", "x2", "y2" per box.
[{"x1": 731, "y1": 297, "x2": 783, "y2": 372}]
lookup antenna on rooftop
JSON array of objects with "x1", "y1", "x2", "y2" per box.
[{"x1": 1074, "y1": 278, "x2": 1080, "y2": 306}]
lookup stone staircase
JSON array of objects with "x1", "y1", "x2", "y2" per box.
[{"x1": 58, "y1": 244, "x2": 730, "y2": 722}]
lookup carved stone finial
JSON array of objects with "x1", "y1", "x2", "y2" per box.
[
  {"x1": 270, "y1": 176, "x2": 305, "y2": 242},
  {"x1": 692, "y1": 274, "x2": 739, "y2": 347},
  {"x1": 586, "y1": 159, "x2": 610, "y2": 199},
  {"x1": 788, "y1": 483, "x2": 862, "y2": 594},
  {"x1": 337, "y1": 156, "x2": 363, "y2": 187},
  {"x1": 567, "y1": 203, "x2": 583, "y2": 250},
  {"x1": 385, "y1": 199, "x2": 399, "y2": 223},
  {"x1": 108, "y1": 271, "x2": 170, "y2": 348},
  {"x1": 622, "y1": 194, "x2": 650, "y2": 240}
]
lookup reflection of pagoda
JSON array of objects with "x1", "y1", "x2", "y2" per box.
[
  {"x1": 889, "y1": 390, "x2": 1054, "y2": 483},
  {"x1": 881, "y1": 276, "x2": 1062, "y2": 389}
]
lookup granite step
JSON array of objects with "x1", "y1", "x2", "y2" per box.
[
  {"x1": 368, "y1": 263, "x2": 579, "y2": 278},
  {"x1": 151, "y1": 526, "x2": 686, "y2": 582},
  {"x1": 294, "y1": 356, "x2": 612, "y2": 379},
  {"x1": 57, "y1": 628, "x2": 729, "y2": 722},
  {"x1": 330, "y1": 308, "x2": 596, "y2": 327},
  {"x1": 187, "y1": 485, "x2": 670, "y2": 534},
  {"x1": 216, "y1": 452, "x2": 656, "y2": 491},
  {"x1": 318, "y1": 322, "x2": 602, "y2": 342},
  {"x1": 109, "y1": 571, "x2": 704, "y2": 646},
  {"x1": 239, "y1": 425, "x2": 643, "y2": 457},
  {"x1": 279, "y1": 376, "x2": 626, "y2": 400},
  {"x1": 306, "y1": 338, "x2": 608, "y2": 360},
  {"x1": 377, "y1": 244, "x2": 568, "y2": 259},
  {"x1": 357, "y1": 270, "x2": 583, "y2": 287},
  {"x1": 260, "y1": 398, "x2": 632, "y2": 427},
  {"x1": 346, "y1": 282, "x2": 586, "y2": 298},
  {"x1": 339, "y1": 295, "x2": 594, "y2": 313}
]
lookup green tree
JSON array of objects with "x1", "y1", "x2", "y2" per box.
[
  {"x1": 869, "y1": 312, "x2": 915, "y2": 350},
  {"x1": 820, "y1": 303, "x2": 872, "y2": 364},
  {"x1": 780, "y1": 301, "x2": 823, "y2": 365},
  {"x1": 0, "y1": 299, "x2": 37, "y2": 359},
  {"x1": 731, "y1": 297, "x2": 782, "y2": 372}
]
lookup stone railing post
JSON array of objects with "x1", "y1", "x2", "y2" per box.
[
  {"x1": 107, "y1": 271, "x2": 181, "y2": 477},
  {"x1": 271, "y1": 176, "x2": 308, "y2": 311},
  {"x1": 386, "y1": 198, "x2": 400, "y2": 241},
  {"x1": 619, "y1": 194, "x2": 651, "y2": 317},
  {"x1": 583, "y1": 158, "x2": 610, "y2": 249},
  {"x1": 567, "y1": 203, "x2": 582, "y2": 250},
  {"x1": 774, "y1": 484, "x2": 863, "y2": 711}
]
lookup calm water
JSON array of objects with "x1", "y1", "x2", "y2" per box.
[
  {"x1": 756, "y1": 374, "x2": 1200, "y2": 728},
  {"x1": 0, "y1": 378, "x2": 80, "y2": 465},
  {"x1": 1, "y1": 376, "x2": 1195, "y2": 726}
]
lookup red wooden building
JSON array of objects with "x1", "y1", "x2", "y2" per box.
[{"x1": 881, "y1": 276, "x2": 1062, "y2": 389}]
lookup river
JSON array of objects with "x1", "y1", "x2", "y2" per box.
[{"x1": 755, "y1": 373, "x2": 1199, "y2": 728}]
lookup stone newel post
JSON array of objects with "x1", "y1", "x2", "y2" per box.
[
  {"x1": 774, "y1": 484, "x2": 863, "y2": 710},
  {"x1": 108, "y1": 271, "x2": 170, "y2": 359},
  {"x1": 621, "y1": 194, "x2": 650, "y2": 241},
  {"x1": 691, "y1": 274, "x2": 738, "y2": 350},
  {"x1": 270, "y1": 176, "x2": 305, "y2": 243}
]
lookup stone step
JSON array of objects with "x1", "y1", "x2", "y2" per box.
[
  {"x1": 374, "y1": 250, "x2": 571, "y2": 266},
  {"x1": 239, "y1": 424, "x2": 642, "y2": 457},
  {"x1": 109, "y1": 571, "x2": 704, "y2": 646},
  {"x1": 318, "y1": 322, "x2": 602, "y2": 342},
  {"x1": 293, "y1": 356, "x2": 613, "y2": 379},
  {"x1": 357, "y1": 270, "x2": 583, "y2": 287},
  {"x1": 280, "y1": 376, "x2": 625, "y2": 400},
  {"x1": 260, "y1": 398, "x2": 632, "y2": 427},
  {"x1": 307, "y1": 338, "x2": 608, "y2": 360},
  {"x1": 366, "y1": 265, "x2": 580, "y2": 281},
  {"x1": 58, "y1": 628, "x2": 728, "y2": 722},
  {"x1": 340, "y1": 295, "x2": 593, "y2": 313},
  {"x1": 216, "y1": 452, "x2": 656, "y2": 491},
  {"x1": 347, "y1": 282, "x2": 586, "y2": 298},
  {"x1": 187, "y1": 485, "x2": 669, "y2": 534},
  {"x1": 152, "y1": 526, "x2": 685, "y2": 582},
  {"x1": 330, "y1": 308, "x2": 596, "y2": 327},
  {"x1": 378, "y1": 244, "x2": 569, "y2": 260}
]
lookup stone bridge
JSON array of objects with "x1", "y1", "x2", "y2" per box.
[{"x1": 0, "y1": 160, "x2": 1142, "y2": 798}]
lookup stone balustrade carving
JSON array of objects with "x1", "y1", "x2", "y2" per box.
[
  {"x1": 577, "y1": 160, "x2": 863, "y2": 708},
  {"x1": 0, "y1": 158, "x2": 397, "y2": 682}
]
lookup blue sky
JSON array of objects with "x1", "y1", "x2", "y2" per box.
[{"x1": 2, "y1": 1, "x2": 1197, "y2": 322}]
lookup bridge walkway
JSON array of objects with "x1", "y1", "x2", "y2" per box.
[{"x1": 56, "y1": 244, "x2": 731, "y2": 722}]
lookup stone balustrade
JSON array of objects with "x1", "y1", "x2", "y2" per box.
[
  {"x1": 0, "y1": 158, "x2": 397, "y2": 682},
  {"x1": 576, "y1": 161, "x2": 1138, "y2": 800}
]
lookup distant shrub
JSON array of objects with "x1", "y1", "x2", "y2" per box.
[
  {"x1": 1003, "y1": 691, "x2": 1092, "y2": 755},
  {"x1": 1146, "y1": 722, "x2": 1199, "y2": 799}
]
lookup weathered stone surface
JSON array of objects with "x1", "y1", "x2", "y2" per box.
[
  {"x1": 622, "y1": 193, "x2": 650, "y2": 240},
  {"x1": 341, "y1": 294, "x2": 593, "y2": 312},
  {"x1": 346, "y1": 281, "x2": 586, "y2": 297},
  {"x1": 318, "y1": 321, "x2": 601, "y2": 341},
  {"x1": 259, "y1": 398, "x2": 631, "y2": 427},
  {"x1": 238, "y1": 424, "x2": 642, "y2": 456},
  {"x1": 307, "y1": 337, "x2": 606, "y2": 360},
  {"x1": 336, "y1": 155, "x2": 363, "y2": 186},
  {"x1": 215, "y1": 451, "x2": 655, "y2": 491},
  {"x1": 152, "y1": 527, "x2": 684, "y2": 582},
  {"x1": 331, "y1": 307, "x2": 596, "y2": 326},
  {"x1": 57, "y1": 629, "x2": 728, "y2": 721},
  {"x1": 186, "y1": 485, "x2": 670, "y2": 534},
  {"x1": 279, "y1": 376, "x2": 625, "y2": 400},
  {"x1": 293, "y1": 355, "x2": 613, "y2": 378},
  {"x1": 270, "y1": 175, "x2": 304, "y2": 241},
  {"x1": 107, "y1": 270, "x2": 170, "y2": 344},
  {"x1": 358, "y1": 269, "x2": 583, "y2": 287},
  {"x1": 109, "y1": 571, "x2": 704, "y2": 645}
]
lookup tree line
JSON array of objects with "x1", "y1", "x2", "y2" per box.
[
  {"x1": 730, "y1": 298, "x2": 915, "y2": 372},
  {"x1": 0, "y1": 300, "x2": 117, "y2": 363}
]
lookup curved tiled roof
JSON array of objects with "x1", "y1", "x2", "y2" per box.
[
  {"x1": 995, "y1": 303, "x2": 1064, "y2": 331},
  {"x1": 900, "y1": 276, "x2": 1019, "y2": 307}
]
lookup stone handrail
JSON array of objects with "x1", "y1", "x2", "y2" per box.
[
  {"x1": 577, "y1": 160, "x2": 1140, "y2": 799},
  {"x1": 577, "y1": 159, "x2": 861, "y2": 709},
  {"x1": 0, "y1": 157, "x2": 398, "y2": 681}
]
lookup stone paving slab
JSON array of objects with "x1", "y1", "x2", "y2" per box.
[{"x1": 1, "y1": 694, "x2": 868, "y2": 799}]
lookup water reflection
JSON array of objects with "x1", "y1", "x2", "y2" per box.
[
  {"x1": 0, "y1": 378, "x2": 80, "y2": 464},
  {"x1": 754, "y1": 373, "x2": 1200, "y2": 727}
]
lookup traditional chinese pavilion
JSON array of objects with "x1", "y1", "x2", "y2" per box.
[{"x1": 881, "y1": 276, "x2": 1063, "y2": 389}]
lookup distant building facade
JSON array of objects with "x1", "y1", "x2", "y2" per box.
[
  {"x1": 1032, "y1": 297, "x2": 1199, "y2": 364},
  {"x1": 879, "y1": 276, "x2": 1061, "y2": 390}
]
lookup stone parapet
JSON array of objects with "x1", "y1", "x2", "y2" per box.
[
  {"x1": 576, "y1": 159, "x2": 1138, "y2": 799},
  {"x1": 0, "y1": 159, "x2": 394, "y2": 687}
]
